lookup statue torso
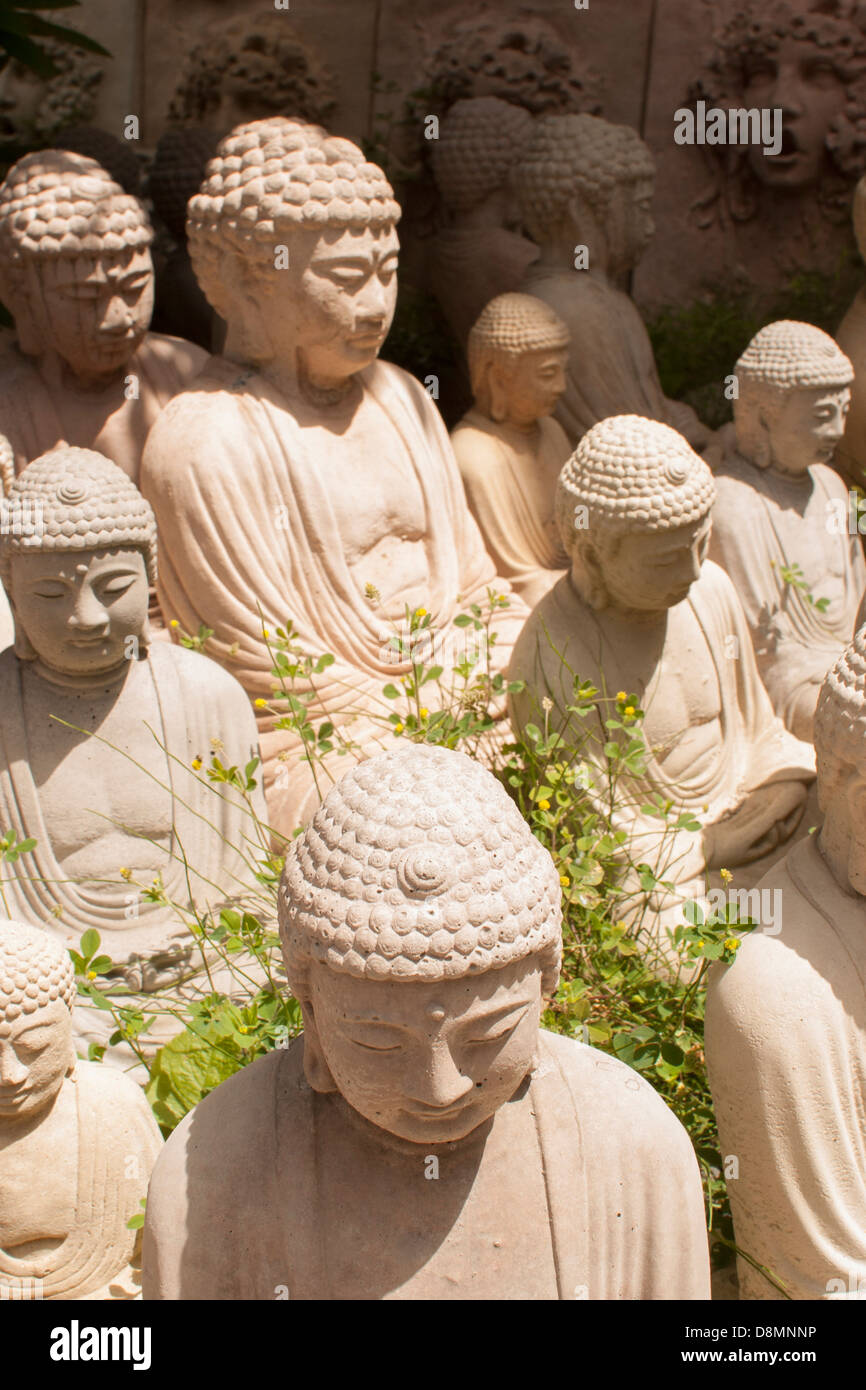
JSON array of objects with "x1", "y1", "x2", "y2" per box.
[{"x1": 0, "y1": 1082, "x2": 77, "y2": 1254}]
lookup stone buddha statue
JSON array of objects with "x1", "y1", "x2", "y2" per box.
[
  {"x1": 510, "y1": 416, "x2": 816, "y2": 939},
  {"x1": 142, "y1": 743, "x2": 710, "y2": 1300},
  {"x1": 429, "y1": 97, "x2": 539, "y2": 349},
  {"x1": 451, "y1": 293, "x2": 571, "y2": 607},
  {"x1": 140, "y1": 118, "x2": 529, "y2": 838},
  {"x1": 0, "y1": 923, "x2": 162, "y2": 1299},
  {"x1": 707, "y1": 628, "x2": 866, "y2": 1300},
  {"x1": 514, "y1": 115, "x2": 711, "y2": 453},
  {"x1": 710, "y1": 321, "x2": 864, "y2": 742},
  {"x1": 0, "y1": 446, "x2": 267, "y2": 1062},
  {"x1": 0, "y1": 151, "x2": 207, "y2": 484},
  {"x1": 836, "y1": 174, "x2": 866, "y2": 492}
]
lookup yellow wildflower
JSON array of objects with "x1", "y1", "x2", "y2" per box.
[
  {"x1": 616, "y1": 690, "x2": 626, "y2": 702},
  {"x1": 419, "y1": 707, "x2": 429, "y2": 718},
  {"x1": 720, "y1": 867, "x2": 733, "y2": 883},
  {"x1": 119, "y1": 867, "x2": 132, "y2": 882},
  {"x1": 415, "y1": 607, "x2": 427, "y2": 618},
  {"x1": 169, "y1": 619, "x2": 179, "y2": 629},
  {"x1": 394, "y1": 722, "x2": 404, "y2": 734},
  {"x1": 624, "y1": 705, "x2": 635, "y2": 717},
  {"x1": 87, "y1": 970, "x2": 97, "y2": 981},
  {"x1": 697, "y1": 940, "x2": 705, "y2": 949},
  {"x1": 538, "y1": 798, "x2": 550, "y2": 811},
  {"x1": 254, "y1": 698, "x2": 267, "y2": 709},
  {"x1": 192, "y1": 756, "x2": 202, "y2": 770},
  {"x1": 724, "y1": 937, "x2": 741, "y2": 952},
  {"x1": 559, "y1": 875, "x2": 569, "y2": 887}
]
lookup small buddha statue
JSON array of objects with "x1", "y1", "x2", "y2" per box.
[
  {"x1": 140, "y1": 118, "x2": 529, "y2": 838},
  {"x1": 707, "y1": 628, "x2": 866, "y2": 1299},
  {"x1": 0, "y1": 446, "x2": 267, "y2": 1062},
  {"x1": 514, "y1": 115, "x2": 711, "y2": 453},
  {"x1": 0, "y1": 923, "x2": 162, "y2": 1299},
  {"x1": 0, "y1": 151, "x2": 207, "y2": 484},
  {"x1": 429, "y1": 97, "x2": 539, "y2": 349},
  {"x1": 509, "y1": 416, "x2": 816, "y2": 940},
  {"x1": 836, "y1": 174, "x2": 866, "y2": 492},
  {"x1": 451, "y1": 293, "x2": 571, "y2": 606},
  {"x1": 710, "y1": 321, "x2": 865, "y2": 742},
  {"x1": 142, "y1": 744, "x2": 710, "y2": 1300}
]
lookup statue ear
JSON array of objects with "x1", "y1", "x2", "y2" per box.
[
  {"x1": 298, "y1": 997, "x2": 339, "y2": 1094},
  {"x1": 488, "y1": 364, "x2": 510, "y2": 423},
  {"x1": 574, "y1": 540, "x2": 608, "y2": 610}
]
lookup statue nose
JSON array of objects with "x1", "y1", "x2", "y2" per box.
[
  {"x1": 0, "y1": 1043, "x2": 27, "y2": 1086},
  {"x1": 68, "y1": 588, "x2": 109, "y2": 630},
  {"x1": 408, "y1": 1040, "x2": 474, "y2": 1109}
]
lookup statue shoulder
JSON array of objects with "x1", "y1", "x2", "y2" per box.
[
  {"x1": 152, "y1": 642, "x2": 252, "y2": 708},
  {"x1": 137, "y1": 332, "x2": 209, "y2": 381},
  {"x1": 451, "y1": 417, "x2": 507, "y2": 478}
]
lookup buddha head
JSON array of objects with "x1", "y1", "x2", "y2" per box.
[
  {"x1": 188, "y1": 118, "x2": 401, "y2": 392},
  {"x1": 555, "y1": 415, "x2": 716, "y2": 616},
  {"x1": 432, "y1": 97, "x2": 534, "y2": 230},
  {"x1": 468, "y1": 293, "x2": 570, "y2": 428},
  {"x1": 0, "y1": 446, "x2": 157, "y2": 680},
  {"x1": 0, "y1": 151, "x2": 154, "y2": 388},
  {"x1": 514, "y1": 114, "x2": 656, "y2": 275},
  {"x1": 734, "y1": 321, "x2": 853, "y2": 476},
  {"x1": 279, "y1": 744, "x2": 562, "y2": 1146},
  {"x1": 814, "y1": 625, "x2": 866, "y2": 894},
  {"x1": 0, "y1": 922, "x2": 76, "y2": 1123}
]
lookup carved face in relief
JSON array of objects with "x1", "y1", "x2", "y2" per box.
[
  {"x1": 762, "y1": 385, "x2": 851, "y2": 475},
  {"x1": 18, "y1": 245, "x2": 153, "y2": 387},
  {"x1": 743, "y1": 36, "x2": 847, "y2": 189},
  {"x1": 581, "y1": 516, "x2": 712, "y2": 615},
  {"x1": 301, "y1": 956, "x2": 543, "y2": 1144},
  {"x1": 603, "y1": 176, "x2": 656, "y2": 274},
  {"x1": 0, "y1": 998, "x2": 74, "y2": 1121},
  {"x1": 9, "y1": 546, "x2": 149, "y2": 677}
]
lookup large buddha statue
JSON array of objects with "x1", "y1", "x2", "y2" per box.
[
  {"x1": 451, "y1": 293, "x2": 571, "y2": 607},
  {"x1": 0, "y1": 151, "x2": 206, "y2": 484},
  {"x1": 429, "y1": 97, "x2": 539, "y2": 349},
  {"x1": 836, "y1": 174, "x2": 866, "y2": 492},
  {"x1": 142, "y1": 744, "x2": 710, "y2": 1300},
  {"x1": 0, "y1": 923, "x2": 162, "y2": 1299},
  {"x1": 514, "y1": 115, "x2": 711, "y2": 453},
  {"x1": 510, "y1": 416, "x2": 816, "y2": 938},
  {"x1": 140, "y1": 118, "x2": 529, "y2": 838},
  {"x1": 710, "y1": 321, "x2": 864, "y2": 742},
  {"x1": 0, "y1": 447, "x2": 267, "y2": 1062},
  {"x1": 707, "y1": 629, "x2": 866, "y2": 1300}
]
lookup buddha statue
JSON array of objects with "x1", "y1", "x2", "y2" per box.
[
  {"x1": 710, "y1": 321, "x2": 864, "y2": 742},
  {"x1": 142, "y1": 744, "x2": 710, "y2": 1300},
  {"x1": 140, "y1": 118, "x2": 529, "y2": 839},
  {"x1": 706, "y1": 628, "x2": 866, "y2": 1300},
  {"x1": 514, "y1": 115, "x2": 711, "y2": 453},
  {"x1": 0, "y1": 447, "x2": 267, "y2": 1063},
  {"x1": 451, "y1": 293, "x2": 571, "y2": 607},
  {"x1": 0, "y1": 923, "x2": 162, "y2": 1299},
  {"x1": 509, "y1": 416, "x2": 816, "y2": 940},
  {"x1": 429, "y1": 97, "x2": 539, "y2": 349},
  {"x1": 0, "y1": 151, "x2": 207, "y2": 484},
  {"x1": 836, "y1": 174, "x2": 866, "y2": 492}
]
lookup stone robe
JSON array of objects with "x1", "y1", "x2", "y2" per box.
[
  {"x1": 710, "y1": 438, "x2": 866, "y2": 734},
  {"x1": 509, "y1": 562, "x2": 816, "y2": 930},
  {"x1": 142, "y1": 1027, "x2": 710, "y2": 1300},
  {"x1": 706, "y1": 835, "x2": 866, "y2": 1300},
  {"x1": 451, "y1": 408, "x2": 570, "y2": 607},
  {"x1": 0, "y1": 1061, "x2": 161, "y2": 1300},
  {"x1": 140, "y1": 357, "x2": 528, "y2": 835}
]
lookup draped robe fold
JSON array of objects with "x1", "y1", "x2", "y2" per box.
[
  {"x1": 140, "y1": 358, "x2": 528, "y2": 834},
  {"x1": 142, "y1": 1028, "x2": 710, "y2": 1300},
  {"x1": 706, "y1": 835, "x2": 866, "y2": 1300}
]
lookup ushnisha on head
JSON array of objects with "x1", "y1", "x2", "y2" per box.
[
  {"x1": 555, "y1": 415, "x2": 716, "y2": 616},
  {"x1": 814, "y1": 626, "x2": 866, "y2": 893},
  {"x1": 431, "y1": 97, "x2": 534, "y2": 216},
  {"x1": 734, "y1": 321, "x2": 853, "y2": 476},
  {"x1": 279, "y1": 743, "x2": 562, "y2": 1144},
  {"x1": 0, "y1": 921, "x2": 76, "y2": 1121},
  {"x1": 187, "y1": 118, "x2": 401, "y2": 382},
  {"x1": 0, "y1": 150, "x2": 154, "y2": 381},
  {"x1": 468, "y1": 292, "x2": 570, "y2": 426},
  {"x1": 514, "y1": 114, "x2": 655, "y2": 271},
  {"x1": 0, "y1": 445, "x2": 157, "y2": 678}
]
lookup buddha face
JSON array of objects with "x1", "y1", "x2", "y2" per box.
[
  {"x1": 10, "y1": 546, "x2": 149, "y2": 677},
  {"x1": 252, "y1": 223, "x2": 399, "y2": 388},
  {"x1": 584, "y1": 515, "x2": 711, "y2": 614},
  {"x1": 303, "y1": 955, "x2": 543, "y2": 1144},
  {"x1": 493, "y1": 347, "x2": 569, "y2": 427},
  {"x1": 763, "y1": 385, "x2": 850, "y2": 476},
  {"x1": 602, "y1": 177, "x2": 655, "y2": 275},
  {"x1": 743, "y1": 37, "x2": 846, "y2": 188},
  {"x1": 0, "y1": 999, "x2": 73, "y2": 1121},
  {"x1": 17, "y1": 244, "x2": 153, "y2": 385}
]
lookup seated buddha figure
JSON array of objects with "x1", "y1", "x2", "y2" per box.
[
  {"x1": 0, "y1": 150, "x2": 206, "y2": 484},
  {"x1": 514, "y1": 115, "x2": 711, "y2": 453},
  {"x1": 140, "y1": 118, "x2": 528, "y2": 838},
  {"x1": 510, "y1": 416, "x2": 816, "y2": 941},
  {"x1": 0, "y1": 923, "x2": 162, "y2": 1299},
  {"x1": 707, "y1": 628, "x2": 866, "y2": 1300},
  {"x1": 710, "y1": 321, "x2": 864, "y2": 742},
  {"x1": 451, "y1": 293, "x2": 572, "y2": 607},
  {"x1": 142, "y1": 743, "x2": 710, "y2": 1301},
  {"x1": 0, "y1": 447, "x2": 267, "y2": 1062}
]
